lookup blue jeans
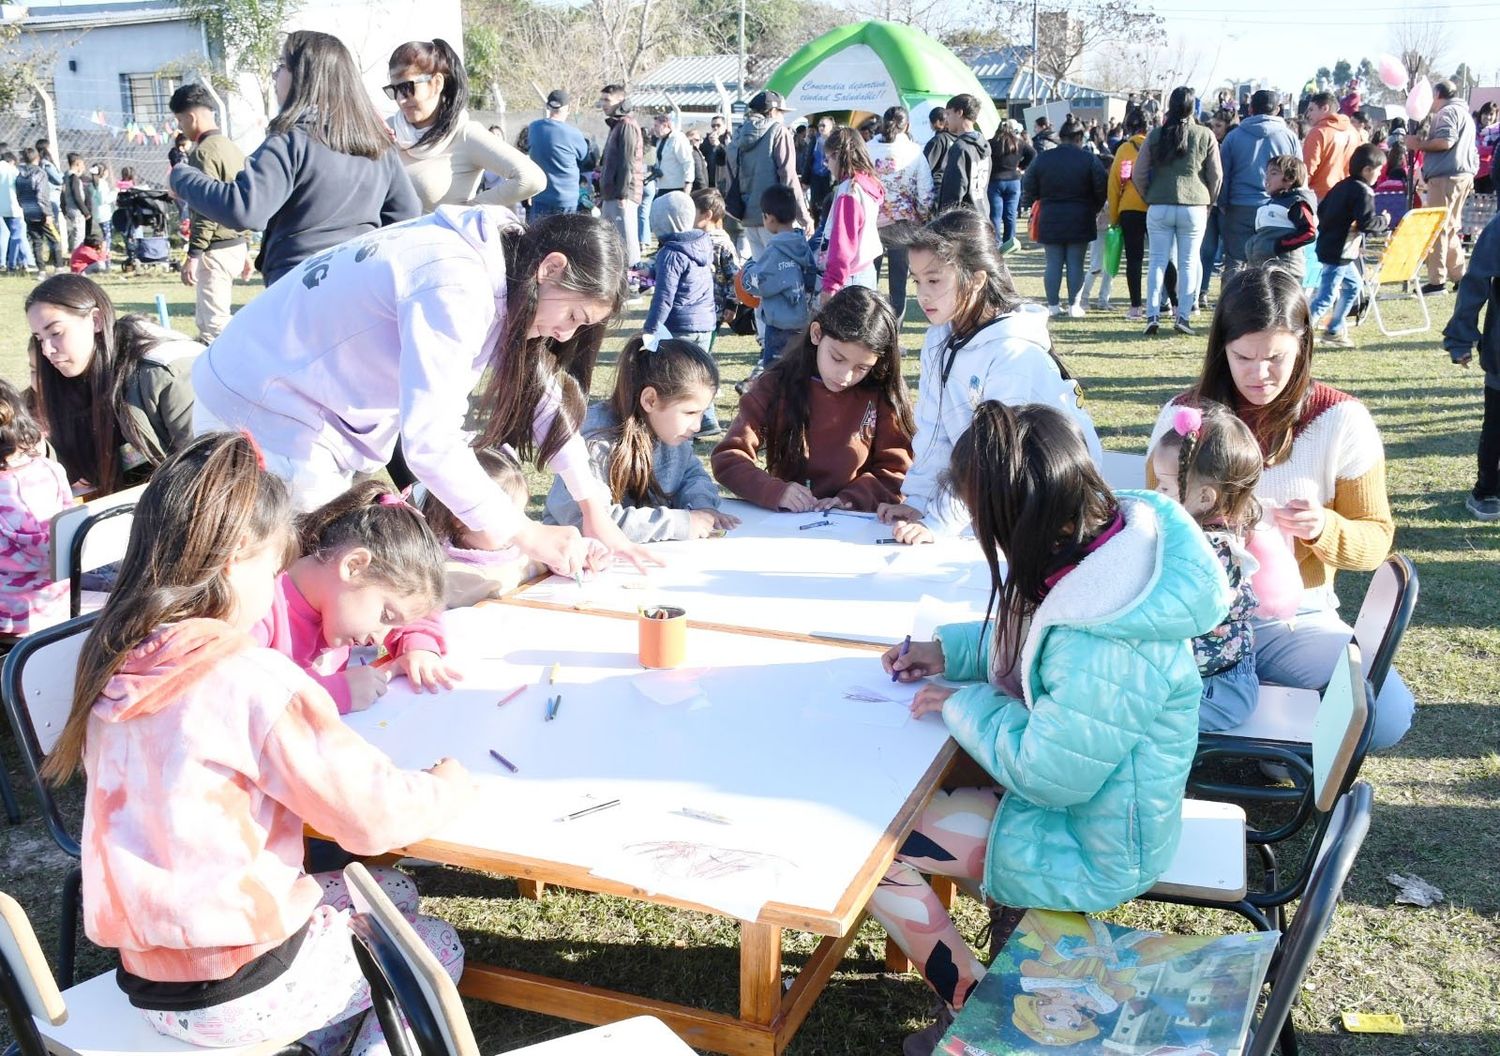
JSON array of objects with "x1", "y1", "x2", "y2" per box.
[
  {"x1": 1043, "y1": 242, "x2": 1088, "y2": 307},
  {"x1": 988, "y1": 179, "x2": 1021, "y2": 243},
  {"x1": 1199, "y1": 652, "x2": 1260, "y2": 732},
  {"x1": 1145, "y1": 204, "x2": 1208, "y2": 323},
  {"x1": 1308, "y1": 261, "x2": 1361, "y2": 336},
  {"x1": 1, "y1": 217, "x2": 21, "y2": 269},
  {"x1": 760, "y1": 324, "x2": 800, "y2": 368},
  {"x1": 1198, "y1": 206, "x2": 1222, "y2": 297}
]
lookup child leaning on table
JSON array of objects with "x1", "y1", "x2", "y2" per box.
[
  {"x1": 418, "y1": 445, "x2": 543, "y2": 606},
  {"x1": 251, "y1": 480, "x2": 460, "y2": 714},
  {"x1": 0, "y1": 379, "x2": 75, "y2": 636},
  {"x1": 711, "y1": 285, "x2": 914, "y2": 513},
  {"x1": 872, "y1": 402, "x2": 1230, "y2": 1054},
  {"x1": 41, "y1": 432, "x2": 474, "y2": 1053},
  {"x1": 545, "y1": 337, "x2": 740, "y2": 542}
]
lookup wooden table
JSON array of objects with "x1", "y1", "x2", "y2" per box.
[
  {"x1": 345, "y1": 605, "x2": 957, "y2": 1055},
  {"x1": 508, "y1": 501, "x2": 994, "y2": 648}
]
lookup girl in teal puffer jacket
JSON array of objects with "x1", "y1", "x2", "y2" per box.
[{"x1": 871, "y1": 401, "x2": 1231, "y2": 1054}]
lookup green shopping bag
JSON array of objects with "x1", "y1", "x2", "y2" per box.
[{"x1": 1104, "y1": 224, "x2": 1123, "y2": 276}]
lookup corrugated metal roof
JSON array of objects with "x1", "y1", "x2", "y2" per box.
[
  {"x1": 12, "y1": 0, "x2": 188, "y2": 28},
  {"x1": 630, "y1": 88, "x2": 726, "y2": 110},
  {"x1": 634, "y1": 54, "x2": 741, "y2": 89}
]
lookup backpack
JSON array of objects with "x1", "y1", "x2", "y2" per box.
[
  {"x1": 691, "y1": 147, "x2": 709, "y2": 195},
  {"x1": 724, "y1": 141, "x2": 748, "y2": 220}
]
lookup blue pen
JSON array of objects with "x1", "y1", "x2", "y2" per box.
[
  {"x1": 892, "y1": 634, "x2": 911, "y2": 683},
  {"x1": 799, "y1": 519, "x2": 832, "y2": 530},
  {"x1": 544, "y1": 694, "x2": 562, "y2": 722}
]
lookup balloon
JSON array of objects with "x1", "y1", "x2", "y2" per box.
[
  {"x1": 1405, "y1": 76, "x2": 1434, "y2": 121},
  {"x1": 1377, "y1": 53, "x2": 1409, "y2": 91}
]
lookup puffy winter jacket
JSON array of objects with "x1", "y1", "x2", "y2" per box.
[
  {"x1": 935, "y1": 490, "x2": 1232, "y2": 911},
  {"x1": 1020, "y1": 143, "x2": 1108, "y2": 244},
  {"x1": 643, "y1": 229, "x2": 716, "y2": 335}
]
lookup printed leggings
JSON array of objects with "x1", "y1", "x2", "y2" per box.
[
  {"x1": 140, "y1": 867, "x2": 464, "y2": 1055},
  {"x1": 867, "y1": 787, "x2": 1000, "y2": 1011}
]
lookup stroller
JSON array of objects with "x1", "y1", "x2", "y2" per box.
[{"x1": 111, "y1": 188, "x2": 175, "y2": 270}]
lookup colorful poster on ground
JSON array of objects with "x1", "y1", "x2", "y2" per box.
[{"x1": 939, "y1": 910, "x2": 1278, "y2": 1055}]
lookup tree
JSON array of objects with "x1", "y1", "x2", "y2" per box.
[
  {"x1": 1332, "y1": 59, "x2": 1353, "y2": 88},
  {"x1": 1452, "y1": 63, "x2": 1478, "y2": 96},
  {"x1": 179, "y1": 0, "x2": 303, "y2": 119},
  {"x1": 1390, "y1": 16, "x2": 1450, "y2": 86},
  {"x1": 941, "y1": 26, "x2": 1015, "y2": 53},
  {"x1": 987, "y1": 0, "x2": 1164, "y2": 91},
  {"x1": 463, "y1": 26, "x2": 506, "y2": 112}
]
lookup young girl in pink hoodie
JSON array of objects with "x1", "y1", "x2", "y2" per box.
[
  {"x1": 817, "y1": 127, "x2": 886, "y2": 301},
  {"x1": 44, "y1": 432, "x2": 475, "y2": 1053},
  {"x1": 254, "y1": 479, "x2": 458, "y2": 713}
]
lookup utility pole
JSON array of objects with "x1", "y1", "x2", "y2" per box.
[
  {"x1": 1029, "y1": 0, "x2": 1039, "y2": 106},
  {"x1": 737, "y1": 0, "x2": 746, "y2": 102}
]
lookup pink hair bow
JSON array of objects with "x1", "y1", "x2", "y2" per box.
[{"x1": 1172, "y1": 406, "x2": 1203, "y2": 439}]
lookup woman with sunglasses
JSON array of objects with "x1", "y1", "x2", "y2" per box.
[
  {"x1": 386, "y1": 39, "x2": 544, "y2": 213},
  {"x1": 169, "y1": 30, "x2": 419, "y2": 286}
]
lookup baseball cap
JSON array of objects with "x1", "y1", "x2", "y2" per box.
[
  {"x1": 546, "y1": 89, "x2": 569, "y2": 110},
  {"x1": 748, "y1": 90, "x2": 788, "y2": 115}
]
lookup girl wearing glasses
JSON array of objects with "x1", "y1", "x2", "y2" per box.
[
  {"x1": 170, "y1": 30, "x2": 420, "y2": 287},
  {"x1": 385, "y1": 39, "x2": 544, "y2": 214}
]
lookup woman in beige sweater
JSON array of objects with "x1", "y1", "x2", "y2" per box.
[{"x1": 385, "y1": 39, "x2": 544, "y2": 213}]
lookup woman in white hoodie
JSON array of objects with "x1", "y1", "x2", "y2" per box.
[
  {"x1": 877, "y1": 208, "x2": 1102, "y2": 543},
  {"x1": 385, "y1": 39, "x2": 544, "y2": 213},
  {"x1": 865, "y1": 106, "x2": 934, "y2": 321},
  {"x1": 192, "y1": 208, "x2": 648, "y2": 576}
]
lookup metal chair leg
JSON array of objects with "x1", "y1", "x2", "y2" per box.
[
  {"x1": 58, "y1": 866, "x2": 81, "y2": 988},
  {"x1": 0, "y1": 768, "x2": 21, "y2": 825}
]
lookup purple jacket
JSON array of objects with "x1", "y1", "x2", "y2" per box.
[{"x1": 645, "y1": 230, "x2": 716, "y2": 335}]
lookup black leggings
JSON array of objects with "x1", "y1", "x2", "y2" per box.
[
  {"x1": 1118, "y1": 211, "x2": 1177, "y2": 310},
  {"x1": 1479, "y1": 383, "x2": 1500, "y2": 500}
]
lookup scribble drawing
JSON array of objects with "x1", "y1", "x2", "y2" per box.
[{"x1": 623, "y1": 841, "x2": 793, "y2": 881}]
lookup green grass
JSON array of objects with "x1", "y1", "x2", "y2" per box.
[{"x1": 0, "y1": 251, "x2": 1495, "y2": 1054}]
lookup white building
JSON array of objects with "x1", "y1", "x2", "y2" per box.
[{"x1": 1, "y1": 0, "x2": 462, "y2": 180}]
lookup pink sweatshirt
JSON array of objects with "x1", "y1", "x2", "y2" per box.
[
  {"x1": 820, "y1": 172, "x2": 885, "y2": 295},
  {"x1": 0, "y1": 455, "x2": 74, "y2": 636},
  {"x1": 250, "y1": 572, "x2": 445, "y2": 714},
  {"x1": 82, "y1": 619, "x2": 470, "y2": 982}
]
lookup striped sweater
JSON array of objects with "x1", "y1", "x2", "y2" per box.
[{"x1": 1148, "y1": 383, "x2": 1393, "y2": 602}]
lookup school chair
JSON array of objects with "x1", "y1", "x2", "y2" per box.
[
  {"x1": 342, "y1": 863, "x2": 696, "y2": 1056},
  {"x1": 1191, "y1": 553, "x2": 1419, "y2": 804},
  {"x1": 0, "y1": 888, "x2": 307, "y2": 1056},
  {"x1": 1098, "y1": 450, "x2": 1146, "y2": 490},
  {"x1": 0, "y1": 612, "x2": 99, "y2": 986},
  {"x1": 48, "y1": 483, "x2": 144, "y2": 618},
  {"x1": 1355, "y1": 206, "x2": 1446, "y2": 337},
  {"x1": 1147, "y1": 643, "x2": 1367, "y2": 935}
]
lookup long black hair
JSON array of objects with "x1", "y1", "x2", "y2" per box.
[
  {"x1": 27, "y1": 274, "x2": 175, "y2": 493},
  {"x1": 880, "y1": 105, "x2": 909, "y2": 143},
  {"x1": 388, "y1": 39, "x2": 469, "y2": 150},
  {"x1": 477, "y1": 212, "x2": 629, "y2": 469},
  {"x1": 1152, "y1": 85, "x2": 1197, "y2": 164}
]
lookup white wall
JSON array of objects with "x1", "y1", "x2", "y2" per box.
[{"x1": 19, "y1": 18, "x2": 206, "y2": 128}]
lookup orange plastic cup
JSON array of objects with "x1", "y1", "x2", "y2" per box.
[{"x1": 638, "y1": 606, "x2": 687, "y2": 669}]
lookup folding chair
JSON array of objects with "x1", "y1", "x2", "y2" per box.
[
  {"x1": 1243, "y1": 780, "x2": 1374, "y2": 1056},
  {"x1": 1359, "y1": 206, "x2": 1447, "y2": 337},
  {"x1": 1191, "y1": 554, "x2": 1418, "y2": 800},
  {"x1": 1148, "y1": 644, "x2": 1367, "y2": 933},
  {"x1": 342, "y1": 863, "x2": 696, "y2": 1056},
  {"x1": 0, "y1": 613, "x2": 98, "y2": 986},
  {"x1": 1098, "y1": 450, "x2": 1146, "y2": 490},
  {"x1": 48, "y1": 483, "x2": 144, "y2": 618},
  {"x1": 0, "y1": 889, "x2": 304, "y2": 1056}
]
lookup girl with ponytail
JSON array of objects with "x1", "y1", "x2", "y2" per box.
[{"x1": 545, "y1": 337, "x2": 738, "y2": 542}]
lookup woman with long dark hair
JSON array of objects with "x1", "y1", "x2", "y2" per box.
[
  {"x1": 26, "y1": 274, "x2": 201, "y2": 493},
  {"x1": 170, "y1": 30, "x2": 420, "y2": 285},
  {"x1": 385, "y1": 39, "x2": 544, "y2": 213},
  {"x1": 988, "y1": 119, "x2": 1034, "y2": 251},
  {"x1": 1130, "y1": 85, "x2": 1222, "y2": 337},
  {"x1": 191, "y1": 207, "x2": 651, "y2": 575}
]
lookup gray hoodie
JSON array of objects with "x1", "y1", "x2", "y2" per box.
[
  {"x1": 729, "y1": 114, "x2": 810, "y2": 229},
  {"x1": 742, "y1": 229, "x2": 815, "y2": 331}
]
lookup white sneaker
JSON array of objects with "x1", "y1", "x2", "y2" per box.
[
  {"x1": 1067, "y1": 303, "x2": 1087, "y2": 318},
  {"x1": 1047, "y1": 304, "x2": 1063, "y2": 317}
]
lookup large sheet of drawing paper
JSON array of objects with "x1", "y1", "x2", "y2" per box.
[
  {"x1": 345, "y1": 606, "x2": 955, "y2": 921},
  {"x1": 514, "y1": 502, "x2": 997, "y2": 646}
]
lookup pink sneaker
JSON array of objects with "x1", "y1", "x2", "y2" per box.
[{"x1": 1125, "y1": 306, "x2": 1144, "y2": 322}]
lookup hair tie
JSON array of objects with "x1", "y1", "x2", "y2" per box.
[
  {"x1": 240, "y1": 430, "x2": 267, "y2": 471},
  {"x1": 1172, "y1": 406, "x2": 1203, "y2": 440},
  {"x1": 378, "y1": 492, "x2": 413, "y2": 510}
]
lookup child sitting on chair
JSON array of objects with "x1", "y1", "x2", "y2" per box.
[{"x1": 0, "y1": 379, "x2": 75, "y2": 636}]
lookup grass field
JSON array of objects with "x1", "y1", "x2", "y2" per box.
[{"x1": 0, "y1": 245, "x2": 1495, "y2": 1054}]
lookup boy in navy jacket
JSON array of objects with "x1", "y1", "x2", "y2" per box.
[{"x1": 1309, "y1": 143, "x2": 1389, "y2": 348}]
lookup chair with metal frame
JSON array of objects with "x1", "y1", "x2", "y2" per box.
[
  {"x1": 48, "y1": 483, "x2": 144, "y2": 619},
  {"x1": 342, "y1": 863, "x2": 696, "y2": 1056},
  {"x1": 0, "y1": 613, "x2": 98, "y2": 986}
]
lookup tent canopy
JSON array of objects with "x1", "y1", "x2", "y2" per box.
[{"x1": 765, "y1": 21, "x2": 1001, "y2": 144}]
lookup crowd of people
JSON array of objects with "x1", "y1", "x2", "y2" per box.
[{"x1": 0, "y1": 28, "x2": 1495, "y2": 1056}]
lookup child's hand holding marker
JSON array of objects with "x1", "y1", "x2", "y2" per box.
[
  {"x1": 345, "y1": 665, "x2": 391, "y2": 712},
  {"x1": 777, "y1": 481, "x2": 819, "y2": 513},
  {"x1": 883, "y1": 637, "x2": 945, "y2": 683}
]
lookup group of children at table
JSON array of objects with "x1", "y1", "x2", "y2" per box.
[{"x1": 5, "y1": 201, "x2": 1369, "y2": 1053}]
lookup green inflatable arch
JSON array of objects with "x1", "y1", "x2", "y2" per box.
[{"x1": 764, "y1": 21, "x2": 1000, "y2": 143}]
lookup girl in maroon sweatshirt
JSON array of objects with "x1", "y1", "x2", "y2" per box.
[{"x1": 712, "y1": 286, "x2": 914, "y2": 512}]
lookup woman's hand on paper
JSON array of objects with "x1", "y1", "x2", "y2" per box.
[
  {"x1": 910, "y1": 684, "x2": 956, "y2": 718},
  {"x1": 883, "y1": 638, "x2": 945, "y2": 682}
]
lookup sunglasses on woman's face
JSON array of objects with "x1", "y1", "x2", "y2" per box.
[{"x1": 383, "y1": 74, "x2": 434, "y2": 101}]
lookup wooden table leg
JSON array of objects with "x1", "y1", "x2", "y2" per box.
[
  {"x1": 739, "y1": 921, "x2": 783, "y2": 1028},
  {"x1": 516, "y1": 878, "x2": 546, "y2": 899},
  {"x1": 883, "y1": 874, "x2": 956, "y2": 974}
]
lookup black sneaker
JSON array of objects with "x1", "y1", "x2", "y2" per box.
[
  {"x1": 1173, "y1": 318, "x2": 1197, "y2": 337},
  {"x1": 1144, "y1": 319, "x2": 1160, "y2": 336},
  {"x1": 1466, "y1": 494, "x2": 1500, "y2": 521},
  {"x1": 1420, "y1": 282, "x2": 1449, "y2": 295},
  {"x1": 901, "y1": 1002, "x2": 956, "y2": 1056}
]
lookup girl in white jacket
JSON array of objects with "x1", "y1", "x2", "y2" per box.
[{"x1": 878, "y1": 208, "x2": 1103, "y2": 543}]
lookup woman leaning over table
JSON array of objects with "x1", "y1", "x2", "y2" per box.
[
  {"x1": 1146, "y1": 266, "x2": 1412, "y2": 748},
  {"x1": 385, "y1": 39, "x2": 544, "y2": 213}
]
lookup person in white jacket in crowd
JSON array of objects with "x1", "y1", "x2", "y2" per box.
[
  {"x1": 865, "y1": 106, "x2": 935, "y2": 323},
  {"x1": 191, "y1": 206, "x2": 652, "y2": 576},
  {"x1": 878, "y1": 208, "x2": 1102, "y2": 543}
]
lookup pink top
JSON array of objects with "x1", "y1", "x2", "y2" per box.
[
  {"x1": 0, "y1": 455, "x2": 74, "y2": 636},
  {"x1": 821, "y1": 172, "x2": 885, "y2": 295},
  {"x1": 82, "y1": 619, "x2": 470, "y2": 982},
  {"x1": 249, "y1": 572, "x2": 445, "y2": 713}
]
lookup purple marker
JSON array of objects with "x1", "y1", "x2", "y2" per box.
[{"x1": 892, "y1": 634, "x2": 911, "y2": 683}]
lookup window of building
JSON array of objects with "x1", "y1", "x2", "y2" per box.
[{"x1": 118, "y1": 73, "x2": 181, "y2": 123}]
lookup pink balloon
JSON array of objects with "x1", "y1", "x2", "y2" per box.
[
  {"x1": 1406, "y1": 76, "x2": 1434, "y2": 121},
  {"x1": 1377, "y1": 53, "x2": 1408, "y2": 91}
]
